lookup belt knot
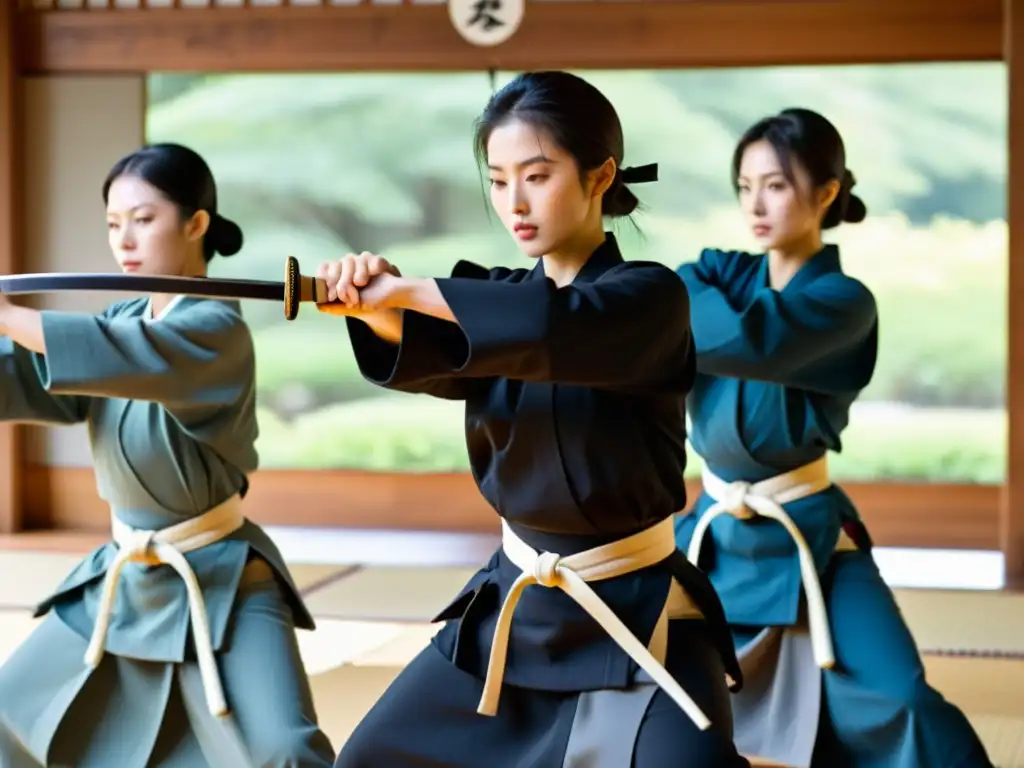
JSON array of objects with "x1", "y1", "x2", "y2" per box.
[
  {"x1": 122, "y1": 530, "x2": 160, "y2": 565},
  {"x1": 532, "y1": 552, "x2": 563, "y2": 587},
  {"x1": 721, "y1": 481, "x2": 755, "y2": 519}
]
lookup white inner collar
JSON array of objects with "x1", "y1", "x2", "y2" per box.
[{"x1": 146, "y1": 294, "x2": 187, "y2": 321}]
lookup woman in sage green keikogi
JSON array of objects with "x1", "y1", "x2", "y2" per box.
[{"x1": 0, "y1": 143, "x2": 335, "y2": 767}]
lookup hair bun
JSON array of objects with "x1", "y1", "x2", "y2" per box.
[
  {"x1": 844, "y1": 193, "x2": 867, "y2": 224},
  {"x1": 602, "y1": 184, "x2": 639, "y2": 218},
  {"x1": 208, "y1": 214, "x2": 243, "y2": 257}
]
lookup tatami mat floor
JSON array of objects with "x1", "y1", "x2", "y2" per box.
[{"x1": 0, "y1": 532, "x2": 1022, "y2": 766}]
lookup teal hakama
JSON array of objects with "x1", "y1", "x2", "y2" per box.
[
  {"x1": 0, "y1": 296, "x2": 335, "y2": 767},
  {"x1": 675, "y1": 246, "x2": 994, "y2": 768}
]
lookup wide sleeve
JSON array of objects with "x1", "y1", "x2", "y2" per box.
[
  {"x1": 344, "y1": 261, "x2": 511, "y2": 400},
  {"x1": 0, "y1": 338, "x2": 90, "y2": 425},
  {"x1": 345, "y1": 312, "x2": 480, "y2": 401},
  {"x1": 681, "y1": 250, "x2": 877, "y2": 392},
  {"x1": 39, "y1": 302, "x2": 253, "y2": 415}
]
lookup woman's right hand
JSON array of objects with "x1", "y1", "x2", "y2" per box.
[{"x1": 316, "y1": 252, "x2": 401, "y2": 312}]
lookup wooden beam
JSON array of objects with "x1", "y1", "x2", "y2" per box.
[
  {"x1": 0, "y1": 3, "x2": 23, "y2": 533},
  {"x1": 16, "y1": 0, "x2": 1002, "y2": 74},
  {"x1": 20, "y1": 466, "x2": 1001, "y2": 552},
  {"x1": 1004, "y1": 0, "x2": 1024, "y2": 591}
]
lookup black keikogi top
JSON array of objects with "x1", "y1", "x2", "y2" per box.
[{"x1": 344, "y1": 233, "x2": 742, "y2": 696}]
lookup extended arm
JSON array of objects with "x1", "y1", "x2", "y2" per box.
[
  {"x1": 365, "y1": 260, "x2": 694, "y2": 394},
  {"x1": 13, "y1": 300, "x2": 253, "y2": 414},
  {"x1": 678, "y1": 250, "x2": 877, "y2": 392}
]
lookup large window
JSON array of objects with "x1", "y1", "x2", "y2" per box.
[{"x1": 146, "y1": 64, "x2": 1006, "y2": 483}]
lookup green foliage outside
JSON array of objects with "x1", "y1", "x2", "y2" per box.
[{"x1": 146, "y1": 64, "x2": 1007, "y2": 482}]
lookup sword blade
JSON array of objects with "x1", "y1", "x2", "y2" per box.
[{"x1": 0, "y1": 273, "x2": 286, "y2": 302}]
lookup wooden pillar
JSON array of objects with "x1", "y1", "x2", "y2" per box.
[
  {"x1": 0, "y1": 3, "x2": 23, "y2": 534},
  {"x1": 1005, "y1": 0, "x2": 1024, "y2": 589}
]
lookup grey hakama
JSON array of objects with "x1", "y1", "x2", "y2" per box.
[
  {"x1": 0, "y1": 296, "x2": 335, "y2": 767},
  {"x1": 724, "y1": 553, "x2": 996, "y2": 768}
]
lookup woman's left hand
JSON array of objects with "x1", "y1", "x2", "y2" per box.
[{"x1": 316, "y1": 252, "x2": 406, "y2": 315}]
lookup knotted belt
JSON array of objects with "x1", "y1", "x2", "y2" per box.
[
  {"x1": 685, "y1": 456, "x2": 855, "y2": 670},
  {"x1": 85, "y1": 495, "x2": 246, "y2": 718},
  {"x1": 478, "y1": 516, "x2": 712, "y2": 730}
]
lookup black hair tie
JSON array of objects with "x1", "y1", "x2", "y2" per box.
[{"x1": 620, "y1": 163, "x2": 659, "y2": 185}]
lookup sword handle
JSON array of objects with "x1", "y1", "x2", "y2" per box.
[{"x1": 283, "y1": 256, "x2": 333, "y2": 321}]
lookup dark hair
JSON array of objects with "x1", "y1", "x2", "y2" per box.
[
  {"x1": 731, "y1": 107, "x2": 866, "y2": 230},
  {"x1": 102, "y1": 142, "x2": 242, "y2": 261},
  {"x1": 473, "y1": 70, "x2": 658, "y2": 218}
]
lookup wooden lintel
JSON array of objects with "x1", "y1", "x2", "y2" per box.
[{"x1": 16, "y1": 0, "x2": 1003, "y2": 75}]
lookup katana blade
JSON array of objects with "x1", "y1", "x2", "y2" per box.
[
  {"x1": 0, "y1": 273, "x2": 285, "y2": 301},
  {"x1": 0, "y1": 256, "x2": 329, "y2": 321}
]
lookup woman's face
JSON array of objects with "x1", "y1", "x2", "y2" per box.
[
  {"x1": 105, "y1": 174, "x2": 208, "y2": 276},
  {"x1": 736, "y1": 139, "x2": 837, "y2": 252},
  {"x1": 485, "y1": 118, "x2": 612, "y2": 259}
]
